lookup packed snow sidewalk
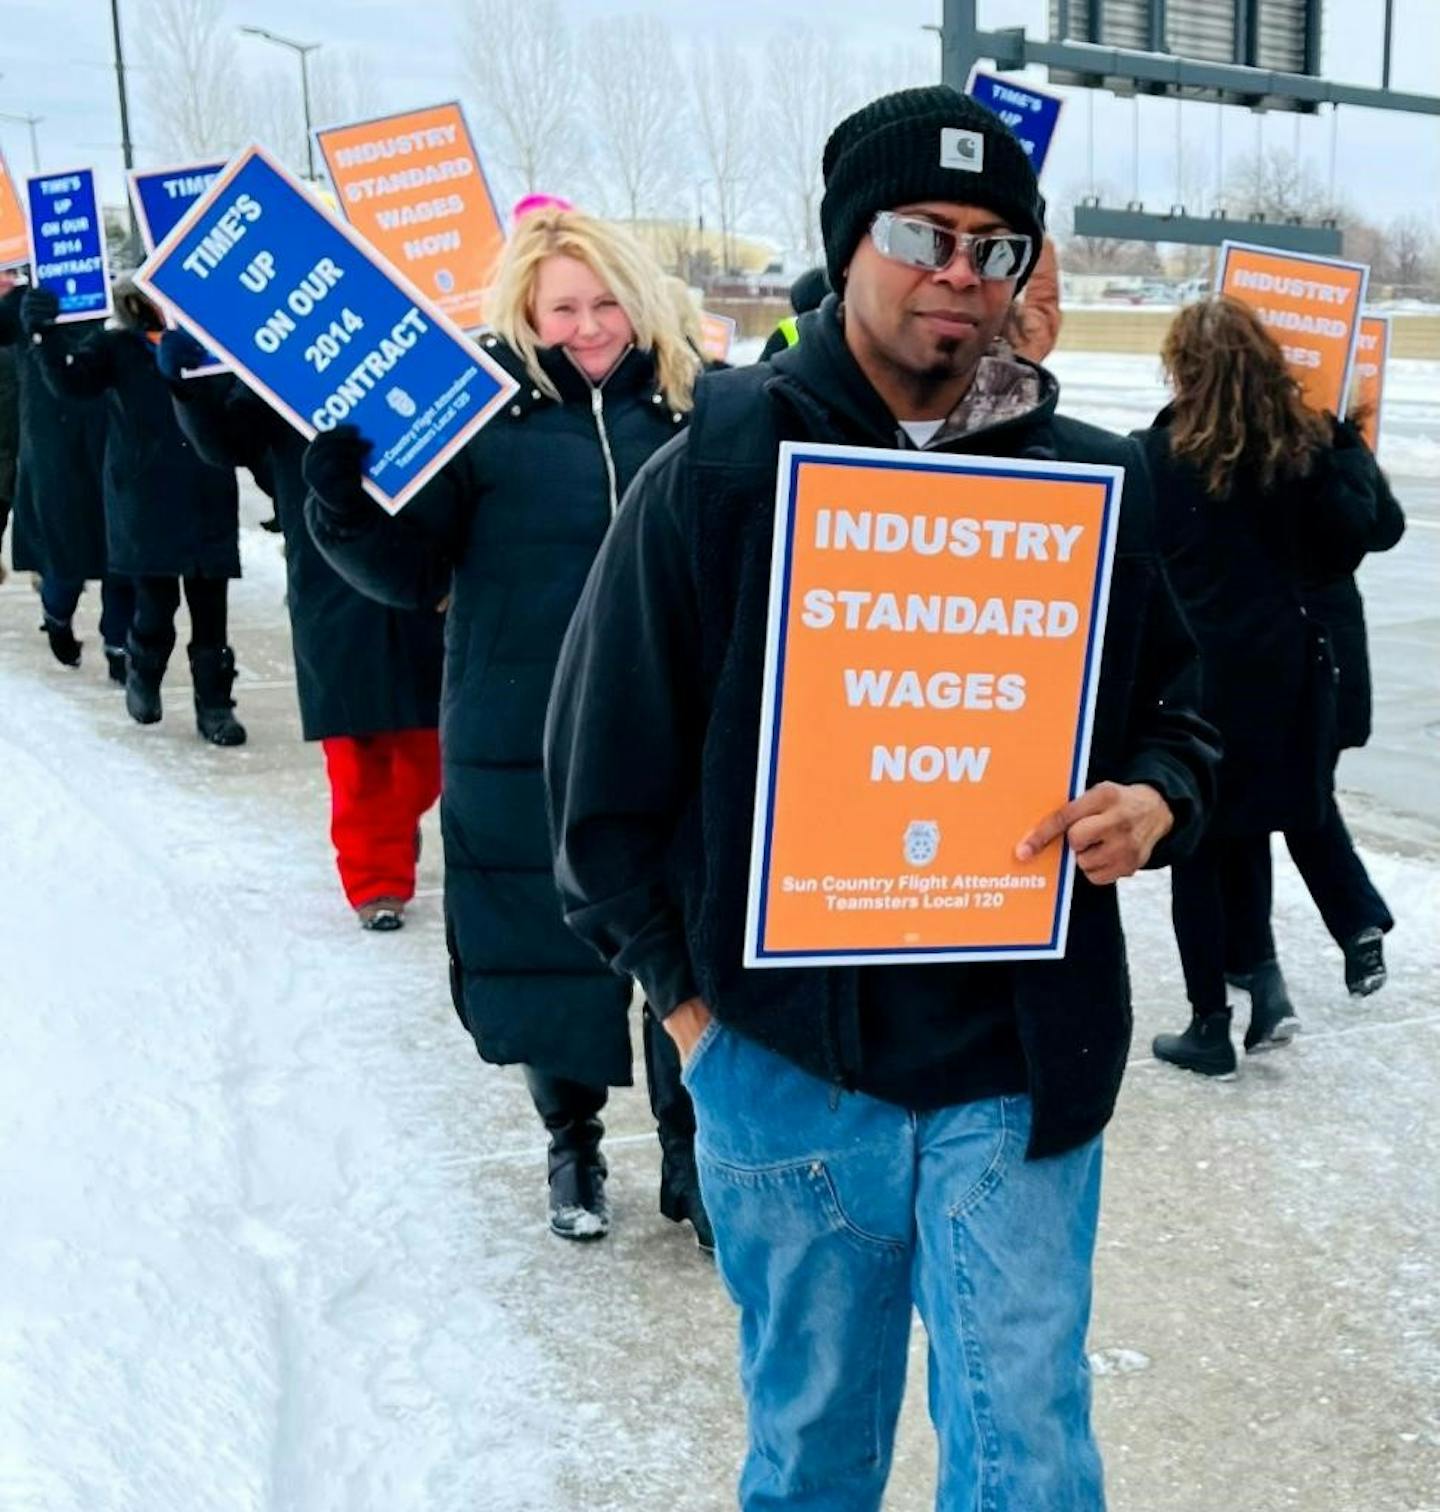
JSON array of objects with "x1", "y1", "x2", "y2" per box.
[{"x1": 2, "y1": 481, "x2": 1438, "y2": 1512}]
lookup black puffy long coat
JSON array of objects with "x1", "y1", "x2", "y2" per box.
[
  {"x1": 1137, "y1": 410, "x2": 1380, "y2": 834},
  {"x1": 35, "y1": 325, "x2": 239, "y2": 579},
  {"x1": 0, "y1": 288, "x2": 107, "y2": 581},
  {"x1": 308, "y1": 339, "x2": 688, "y2": 1086},
  {"x1": 1301, "y1": 456, "x2": 1405, "y2": 750},
  {"x1": 173, "y1": 379, "x2": 444, "y2": 741}
]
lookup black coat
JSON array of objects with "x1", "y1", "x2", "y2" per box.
[
  {"x1": 1136, "y1": 411, "x2": 1380, "y2": 832},
  {"x1": 35, "y1": 325, "x2": 239, "y2": 579},
  {"x1": 547, "y1": 303, "x2": 1220, "y2": 1159},
  {"x1": 0, "y1": 288, "x2": 107, "y2": 580},
  {"x1": 307, "y1": 339, "x2": 688, "y2": 1086},
  {"x1": 1301, "y1": 455, "x2": 1405, "y2": 750},
  {"x1": 173, "y1": 379, "x2": 444, "y2": 742}
]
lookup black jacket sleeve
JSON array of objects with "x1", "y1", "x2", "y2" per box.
[
  {"x1": 1112, "y1": 444, "x2": 1221, "y2": 867},
  {"x1": 304, "y1": 442, "x2": 471, "y2": 614},
  {"x1": 170, "y1": 376, "x2": 268, "y2": 472},
  {"x1": 545, "y1": 440, "x2": 703, "y2": 1018},
  {"x1": 34, "y1": 325, "x2": 117, "y2": 400}
]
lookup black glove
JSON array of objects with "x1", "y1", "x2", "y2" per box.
[
  {"x1": 157, "y1": 328, "x2": 208, "y2": 383},
  {"x1": 20, "y1": 288, "x2": 59, "y2": 337},
  {"x1": 302, "y1": 424, "x2": 375, "y2": 528}
]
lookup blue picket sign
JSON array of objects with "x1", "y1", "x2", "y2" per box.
[
  {"x1": 130, "y1": 160, "x2": 230, "y2": 376},
  {"x1": 135, "y1": 144, "x2": 517, "y2": 513},
  {"x1": 26, "y1": 166, "x2": 112, "y2": 323},
  {"x1": 968, "y1": 72, "x2": 1064, "y2": 177}
]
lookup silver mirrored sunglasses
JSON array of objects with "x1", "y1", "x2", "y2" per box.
[{"x1": 870, "y1": 212, "x2": 1033, "y2": 281}]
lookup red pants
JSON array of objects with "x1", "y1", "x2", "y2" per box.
[{"x1": 321, "y1": 729, "x2": 442, "y2": 909}]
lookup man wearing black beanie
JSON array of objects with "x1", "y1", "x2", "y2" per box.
[{"x1": 548, "y1": 86, "x2": 1217, "y2": 1509}]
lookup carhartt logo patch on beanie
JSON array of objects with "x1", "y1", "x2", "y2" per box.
[{"x1": 820, "y1": 85, "x2": 1044, "y2": 293}]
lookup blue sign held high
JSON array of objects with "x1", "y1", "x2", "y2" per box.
[
  {"x1": 130, "y1": 160, "x2": 229, "y2": 377},
  {"x1": 26, "y1": 166, "x2": 112, "y2": 324},
  {"x1": 969, "y1": 73, "x2": 1064, "y2": 178},
  {"x1": 135, "y1": 144, "x2": 518, "y2": 514}
]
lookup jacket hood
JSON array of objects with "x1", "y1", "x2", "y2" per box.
[{"x1": 768, "y1": 293, "x2": 1059, "y2": 451}]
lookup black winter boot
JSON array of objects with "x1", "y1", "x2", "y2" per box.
[
  {"x1": 125, "y1": 630, "x2": 172, "y2": 725},
  {"x1": 525, "y1": 1069, "x2": 610, "y2": 1241},
  {"x1": 188, "y1": 645, "x2": 247, "y2": 747},
  {"x1": 1239, "y1": 960, "x2": 1300, "y2": 1052},
  {"x1": 40, "y1": 613, "x2": 82, "y2": 668},
  {"x1": 1153, "y1": 1011, "x2": 1237, "y2": 1077},
  {"x1": 104, "y1": 644, "x2": 128, "y2": 685},
  {"x1": 660, "y1": 1138, "x2": 715, "y2": 1254},
  {"x1": 1343, "y1": 927, "x2": 1386, "y2": 997}
]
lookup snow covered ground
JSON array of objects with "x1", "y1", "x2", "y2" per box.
[{"x1": 2, "y1": 356, "x2": 1438, "y2": 1511}]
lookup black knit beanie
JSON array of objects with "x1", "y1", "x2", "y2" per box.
[{"x1": 820, "y1": 85, "x2": 1044, "y2": 293}]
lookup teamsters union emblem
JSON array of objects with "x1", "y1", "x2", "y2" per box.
[
  {"x1": 904, "y1": 820, "x2": 941, "y2": 868},
  {"x1": 386, "y1": 387, "x2": 418, "y2": 419}
]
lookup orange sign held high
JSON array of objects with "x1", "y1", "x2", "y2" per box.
[
  {"x1": 1217, "y1": 241, "x2": 1369, "y2": 419},
  {"x1": 1351, "y1": 314, "x2": 1390, "y2": 452},
  {"x1": 0, "y1": 151, "x2": 27, "y2": 270},
  {"x1": 316, "y1": 102, "x2": 502, "y2": 333},
  {"x1": 745, "y1": 443, "x2": 1124, "y2": 967}
]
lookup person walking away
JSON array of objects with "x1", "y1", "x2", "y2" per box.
[
  {"x1": 757, "y1": 266, "x2": 831, "y2": 361},
  {"x1": 1136, "y1": 296, "x2": 1382, "y2": 1076},
  {"x1": 160, "y1": 331, "x2": 445, "y2": 930},
  {"x1": 1225, "y1": 402, "x2": 1403, "y2": 999},
  {"x1": 1004, "y1": 233, "x2": 1062, "y2": 363},
  {"x1": 303, "y1": 208, "x2": 714, "y2": 1248},
  {"x1": 0, "y1": 277, "x2": 122, "y2": 675},
  {"x1": 23, "y1": 282, "x2": 245, "y2": 745},
  {"x1": 547, "y1": 87, "x2": 1218, "y2": 1508}
]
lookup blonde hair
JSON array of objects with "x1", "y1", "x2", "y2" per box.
[
  {"x1": 487, "y1": 209, "x2": 701, "y2": 412},
  {"x1": 663, "y1": 275, "x2": 704, "y2": 351}
]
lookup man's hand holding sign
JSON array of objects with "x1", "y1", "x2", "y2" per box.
[{"x1": 1016, "y1": 779, "x2": 1174, "y2": 886}]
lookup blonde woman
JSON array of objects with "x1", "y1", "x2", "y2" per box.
[{"x1": 303, "y1": 208, "x2": 709, "y2": 1246}]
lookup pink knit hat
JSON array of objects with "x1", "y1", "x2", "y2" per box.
[{"x1": 512, "y1": 193, "x2": 575, "y2": 221}]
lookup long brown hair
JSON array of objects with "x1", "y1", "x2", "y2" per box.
[{"x1": 1160, "y1": 295, "x2": 1329, "y2": 499}]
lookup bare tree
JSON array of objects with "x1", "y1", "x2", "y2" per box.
[
  {"x1": 689, "y1": 42, "x2": 758, "y2": 276},
  {"x1": 250, "y1": 48, "x2": 379, "y2": 177},
  {"x1": 1229, "y1": 147, "x2": 1334, "y2": 221},
  {"x1": 461, "y1": 0, "x2": 586, "y2": 203},
  {"x1": 137, "y1": 0, "x2": 249, "y2": 158},
  {"x1": 1380, "y1": 214, "x2": 1435, "y2": 292},
  {"x1": 764, "y1": 28, "x2": 852, "y2": 265},
  {"x1": 582, "y1": 17, "x2": 687, "y2": 222}
]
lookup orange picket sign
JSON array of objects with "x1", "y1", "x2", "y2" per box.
[
  {"x1": 745, "y1": 443, "x2": 1124, "y2": 967},
  {"x1": 1217, "y1": 241, "x2": 1369, "y2": 418},
  {"x1": 1351, "y1": 313, "x2": 1390, "y2": 452},
  {"x1": 316, "y1": 102, "x2": 502, "y2": 333},
  {"x1": 698, "y1": 311, "x2": 735, "y2": 364},
  {"x1": 0, "y1": 151, "x2": 27, "y2": 270}
]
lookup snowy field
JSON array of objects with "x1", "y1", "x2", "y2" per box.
[{"x1": 2, "y1": 354, "x2": 1438, "y2": 1511}]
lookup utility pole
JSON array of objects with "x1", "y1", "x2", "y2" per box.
[
  {"x1": 239, "y1": 28, "x2": 324, "y2": 181},
  {"x1": 110, "y1": 0, "x2": 137, "y2": 243}
]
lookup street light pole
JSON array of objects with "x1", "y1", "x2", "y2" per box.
[
  {"x1": 0, "y1": 112, "x2": 43, "y2": 172},
  {"x1": 110, "y1": 0, "x2": 136, "y2": 171},
  {"x1": 238, "y1": 27, "x2": 323, "y2": 181}
]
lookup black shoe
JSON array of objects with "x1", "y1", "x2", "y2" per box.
[
  {"x1": 1241, "y1": 960, "x2": 1300, "y2": 1052},
  {"x1": 124, "y1": 632, "x2": 169, "y2": 725},
  {"x1": 548, "y1": 1155, "x2": 610, "y2": 1241},
  {"x1": 189, "y1": 645, "x2": 247, "y2": 746},
  {"x1": 41, "y1": 614, "x2": 82, "y2": 668},
  {"x1": 1153, "y1": 1012, "x2": 1237, "y2": 1077},
  {"x1": 1343, "y1": 927, "x2": 1386, "y2": 997},
  {"x1": 357, "y1": 898, "x2": 405, "y2": 932},
  {"x1": 660, "y1": 1146, "x2": 715, "y2": 1254},
  {"x1": 104, "y1": 645, "x2": 127, "y2": 685}
]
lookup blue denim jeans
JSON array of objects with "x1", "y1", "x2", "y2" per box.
[{"x1": 684, "y1": 1021, "x2": 1105, "y2": 1511}]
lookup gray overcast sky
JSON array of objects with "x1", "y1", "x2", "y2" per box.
[{"x1": 2, "y1": 0, "x2": 1437, "y2": 232}]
